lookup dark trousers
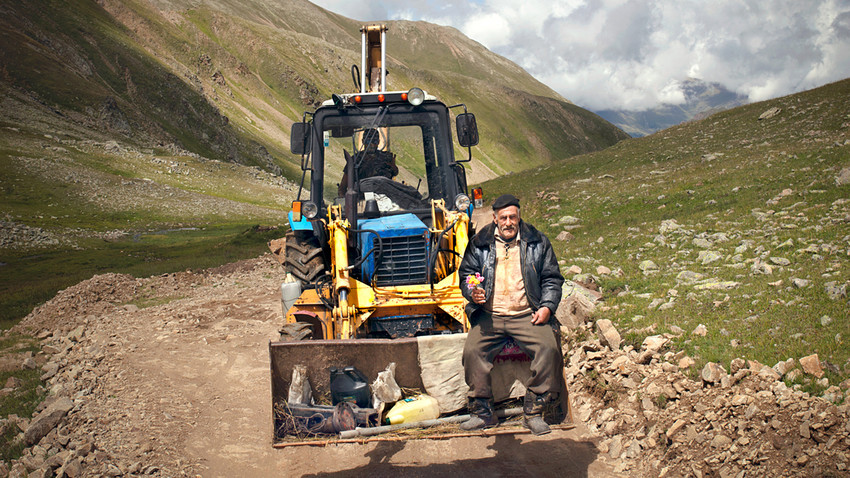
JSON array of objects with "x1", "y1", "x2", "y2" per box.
[{"x1": 463, "y1": 311, "x2": 562, "y2": 398}]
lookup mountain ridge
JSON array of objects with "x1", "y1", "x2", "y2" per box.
[{"x1": 595, "y1": 78, "x2": 749, "y2": 137}]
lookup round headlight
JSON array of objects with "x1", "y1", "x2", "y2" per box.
[
  {"x1": 302, "y1": 201, "x2": 319, "y2": 219},
  {"x1": 407, "y1": 87, "x2": 425, "y2": 106},
  {"x1": 454, "y1": 194, "x2": 471, "y2": 212}
]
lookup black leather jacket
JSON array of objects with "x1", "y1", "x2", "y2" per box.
[{"x1": 459, "y1": 220, "x2": 564, "y2": 325}]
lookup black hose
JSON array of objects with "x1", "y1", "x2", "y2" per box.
[
  {"x1": 427, "y1": 219, "x2": 458, "y2": 287},
  {"x1": 343, "y1": 227, "x2": 384, "y2": 274},
  {"x1": 312, "y1": 274, "x2": 335, "y2": 310},
  {"x1": 351, "y1": 65, "x2": 361, "y2": 92}
]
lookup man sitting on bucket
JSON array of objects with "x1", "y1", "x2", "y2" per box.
[{"x1": 458, "y1": 193, "x2": 565, "y2": 435}]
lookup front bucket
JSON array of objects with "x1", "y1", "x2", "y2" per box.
[{"x1": 269, "y1": 334, "x2": 570, "y2": 443}]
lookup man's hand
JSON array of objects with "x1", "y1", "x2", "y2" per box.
[
  {"x1": 471, "y1": 287, "x2": 486, "y2": 304},
  {"x1": 531, "y1": 307, "x2": 551, "y2": 325}
]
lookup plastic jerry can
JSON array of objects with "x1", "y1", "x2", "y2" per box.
[
  {"x1": 384, "y1": 394, "x2": 440, "y2": 425},
  {"x1": 329, "y1": 366, "x2": 370, "y2": 408}
]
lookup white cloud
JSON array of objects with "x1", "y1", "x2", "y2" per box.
[{"x1": 309, "y1": 0, "x2": 850, "y2": 110}]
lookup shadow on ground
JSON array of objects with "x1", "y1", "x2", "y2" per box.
[{"x1": 303, "y1": 433, "x2": 600, "y2": 478}]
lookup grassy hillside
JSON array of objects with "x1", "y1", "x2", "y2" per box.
[{"x1": 482, "y1": 79, "x2": 850, "y2": 395}]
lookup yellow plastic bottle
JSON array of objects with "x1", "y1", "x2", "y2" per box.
[{"x1": 384, "y1": 394, "x2": 441, "y2": 425}]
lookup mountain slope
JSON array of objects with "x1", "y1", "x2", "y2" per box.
[
  {"x1": 0, "y1": 0, "x2": 627, "y2": 183},
  {"x1": 481, "y1": 78, "x2": 850, "y2": 397}
]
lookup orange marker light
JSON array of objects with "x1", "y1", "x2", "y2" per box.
[
  {"x1": 354, "y1": 96, "x2": 362, "y2": 103},
  {"x1": 401, "y1": 93, "x2": 408, "y2": 101},
  {"x1": 378, "y1": 94, "x2": 385, "y2": 102}
]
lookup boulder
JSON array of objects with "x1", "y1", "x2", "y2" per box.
[
  {"x1": 701, "y1": 362, "x2": 727, "y2": 384},
  {"x1": 25, "y1": 397, "x2": 74, "y2": 446},
  {"x1": 555, "y1": 231, "x2": 574, "y2": 242},
  {"x1": 642, "y1": 335, "x2": 669, "y2": 353},
  {"x1": 799, "y1": 354, "x2": 824, "y2": 378},
  {"x1": 595, "y1": 320, "x2": 622, "y2": 351},
  {"x1": 556, "y1": 290, "x2": 596, "y2": 330}
]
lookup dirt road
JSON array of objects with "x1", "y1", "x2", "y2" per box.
[{"x1": 17, "y1": 255, "x2": 616, "y2": 477}]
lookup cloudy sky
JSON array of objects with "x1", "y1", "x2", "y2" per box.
[{"x1": 310, "y1": 0, "x2": 850, "y2": 111}]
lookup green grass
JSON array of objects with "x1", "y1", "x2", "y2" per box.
[
  {"x1": 0, "y1": 332, "x2": 47, "y2": 462},
  {"x1": 0, "y1": 224, "x2": 285, "y2": 329}
]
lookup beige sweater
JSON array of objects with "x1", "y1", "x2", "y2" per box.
[{"x1": 485, "y1": 231, "x2": 531, "y2": 317}]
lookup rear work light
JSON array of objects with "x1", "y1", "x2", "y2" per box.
[
  {"x1": 472, "y1": 187, "x2": 484, "y2": 208},
  {"x1": 291, "y1": 201, "x2": 303, "y2": 222}
]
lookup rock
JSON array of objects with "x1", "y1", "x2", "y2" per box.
[
  {"x1": 556, "y1": 231, "x2": 574, "y2": 242},
  {"x1": 678, "y1": 356, "x2": 695, "y2": 369},
  {"x1": 4, "y1": 376, "x2": 23, "y2": 389},
  {"x1": 25, "y1": 397, "x2": 74, "y2": 446},
  {"x1": 58, "y1": 457, "x2": 83, "y2": 478},
  {"x1": 666, "y1": 419, "x2": 687, "y2": 439},
  {"x1": 669, "y1": 325, "x2": 684, "y2": 335},
  {"x1": 596, "y1": 319, "x2": 622, "y2": 351},
  {"x1": 710, "y1": 434, "x2": 733, "y2": 449},
  {"x1": 694, "y1": 281, "x2": 740, "y2": 290},
  {"x1": 66, "y1": 326, "x2": 85, "y2": 343},
  {"x1": 639, "y1": 260, "x2": 658, "y2": 273},
  {"x1": 758, "y1": 107, "x2": 781, "y2": 120},
  {"x1": 799, "y1": 354, "x2": 824, "y2": 378},
  {"x1": 729, "y1": 358, "x2": 746, "y2": 374},
  {"x1": 608, "y1": 435, "x2": 623, "y2": 459},
  {"x1": 568, "y1": 265, "x2": 583, "y2": 275},
  {"x1": 820, "y1": 315, "x2": 833, "y2": 326},
  {"x1": 825, "y1": 281, "x2": 847, "y2": 300},
  {"x1": 731, "y1": 394, "x2": 753, "y2": 406},
  {"x1": 693, "y1": 238, "x2": 712, "y2": 248},
  {"x1": 596, "y1": 265, "x2": 611, "y2": 275},
  {"x1": 791, "y1": 278, "x2": 810, "y2": 288},
  {"x1": 751, "y1": 258, "x2": 773, "y2": 275},
  {"x1": 22, "y1": 357, "x2": 37, "y2": 370},
  {"x1": 676, "y1": 271, "x2": 703, "y2": 283},
  {"x1": 758, "y1": 367, "x2": 781, "y2": 381},
  {"x1": 41, "y1": 362, "x2": 60, "y2": 381},
  {"x1": 836, "y1": 166, "x2": 850, "y2": 186},
  {"x1": 692, "y1": 324, "x2": 708, "y2": 336},
  {"x1": 556, "y1": 290, "x2": 596, "y2": 330},
  {"x1": 642, "y1": 335, "x2": 669, "y2": 353},
  {"x1": 769, "y1": 257, "x2": 791, "y2": 266},
  {"x1": 772, "y1": 358, "x2": 795, "y2": 377},
  {"x1": 697, "y1": 250, "x2": 722, "y2": 265},
  {"x1": 659, "y1": 219, "x2": 681, "y2": 233},
  {"x1": 701, "y1": 362, "x2": 727, "y2": 383}
]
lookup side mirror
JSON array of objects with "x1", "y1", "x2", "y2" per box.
[
  {"x1": 290, "y1": 122, "x2": 311, "y2": 155},
  {"x1": 456, "y1": 113, "x2": 479, "y2": 148}
]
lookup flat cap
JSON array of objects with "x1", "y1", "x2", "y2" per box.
[{"x1": 492, "y1": 193, "x2": 520, "y2": 211}]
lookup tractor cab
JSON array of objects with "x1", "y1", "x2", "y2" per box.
[{"x1": 288, "y1": 88, "x2": 479, "y2": 291}]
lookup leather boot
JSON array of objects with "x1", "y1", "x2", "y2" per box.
[
  {"x1": 460, "y1": 397, "x2": 499, "y2": 431},
  {"x1": 523, "y1": 391, "x2": 551, "y2": 436}
]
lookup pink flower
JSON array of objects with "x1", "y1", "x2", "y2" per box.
[{"x1": 465, "y1": 272, "x2": 484, "y2": 290}]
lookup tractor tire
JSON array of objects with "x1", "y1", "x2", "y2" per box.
[
  {"x1": 284, "y1": 231, "x2": 325, "y2": 285},
  {"x1": 279, "y1": 322, "x2": 314, "y2": 341}
]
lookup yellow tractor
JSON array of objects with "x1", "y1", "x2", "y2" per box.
[{"x1": 270, "y1": 25, "x2": 564, "y2": 442}]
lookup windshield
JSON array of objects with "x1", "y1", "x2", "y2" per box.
[{"x1": 310, "y1": 104, "x2": 456, "y2": 214}]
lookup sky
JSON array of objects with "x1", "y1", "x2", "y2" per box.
[{"x1": 310, "y1": 0, "x2": 850, "y2": 111}]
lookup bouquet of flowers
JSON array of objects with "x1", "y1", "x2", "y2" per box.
[{"x1": 465, "y1": 272, "x2": 484, "y2": 290}]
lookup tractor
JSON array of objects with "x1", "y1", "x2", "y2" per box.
[{"x1": 269, "y1": 25, "x2": 565, "y2": 442}]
